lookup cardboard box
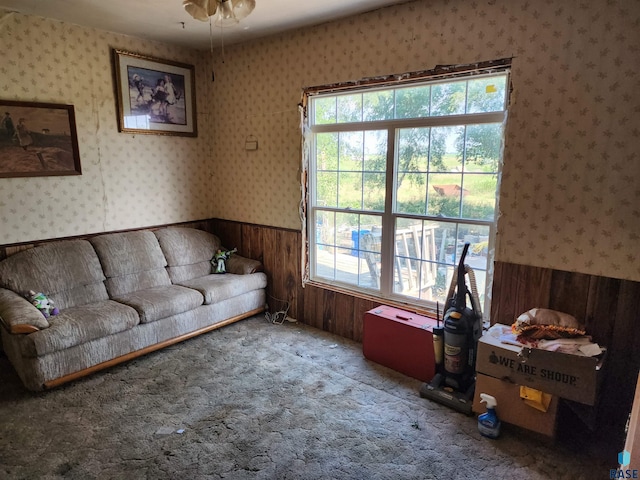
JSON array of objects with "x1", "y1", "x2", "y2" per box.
[
  {"x1": 476, "y1": 327, "x2": 605, "y2": 405},
  {"x1": 363, "y1": 306, "x2": 437, "y2": 382},
  {"x1": 473, "y1": 373, "x2": 559, "y2": 437}
]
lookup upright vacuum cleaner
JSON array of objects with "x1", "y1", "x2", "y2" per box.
[{"x1": 420, "y1": 243, "x2": 483, "y2": 415}]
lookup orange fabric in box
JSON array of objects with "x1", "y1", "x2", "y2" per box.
[{"x1": 363, "y1": 306, "x2": 437, "y2": 382}]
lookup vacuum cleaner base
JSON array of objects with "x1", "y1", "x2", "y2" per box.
[{"x1": 419, "y1": 373, "x2": 475, "y2": 416}]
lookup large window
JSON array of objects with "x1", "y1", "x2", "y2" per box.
[{"x1": 304, "y1": 67, "x2": 510, "y2": 314}]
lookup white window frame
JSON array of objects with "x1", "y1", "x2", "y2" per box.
[{"x1": 302, "y1": 62, "x2": 511, "y2": 316}]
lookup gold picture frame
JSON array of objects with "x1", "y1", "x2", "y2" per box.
[{"x1": 113, "y1": 49, "x2": 197, "y2": 137}]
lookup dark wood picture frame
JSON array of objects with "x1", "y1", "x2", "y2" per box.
[
  {"x1": 113, "y1": 49, "x2": 197, "y2": 137},
  {"x1": 0, "y1": 100, "x2": 82, "y2": 179}
]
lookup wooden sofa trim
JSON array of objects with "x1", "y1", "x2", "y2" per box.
[
  {"x1": 0, "y1": 316, "x2": 40, "y2": 335},
  {"x1": 42, "y1": 306, "x2": 265, "y2": 390},
  {"x1": 11, "y1": 324, "x2": 40, "y2": 334}
]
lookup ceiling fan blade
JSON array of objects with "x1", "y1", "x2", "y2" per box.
[
  {"x1": 215, "y1": 0, "x2": 239, "y2": 26},
  {"x1": 233, "y1": 0, "x2": 256, "y2": 21},
  {"x1": 183, "y1": 0, "x2": 218, "y2": 22}
]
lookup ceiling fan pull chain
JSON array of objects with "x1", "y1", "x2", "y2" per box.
[{"x1": 220, "y1": 20, "x2": 226, "y2": 63}]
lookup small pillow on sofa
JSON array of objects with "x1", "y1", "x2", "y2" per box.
[{"x1": 225, "y1": 255, "x2": 263, "y2": 275}]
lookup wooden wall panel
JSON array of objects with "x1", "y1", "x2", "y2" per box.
[
  {"x1": 299, "y1": 284, "x2": 382, "y2": 342},
  {"x1": 262, "y1": 228, "x2": 284, "y2": 316},
  {"x1": 261, "y1": 226, "x2": 280, "y2": 300},
  {"x1": 488, "y1": 261, "x2": 516, "y2": 324},
  {"x1": 313, "y1": 284, "x2": 331, "y2": 332},
  {"x1": 585, "y1": 276, "x2": 620, "y2": 346},
  {"x1": 303, "y1": 286, "x2": 376, "y2": 341},
  {"x1": 242, "y1": 224, "x2": 264, "y2": 264},
  {"x1": 209, "y1": 219, "x2": 243, "y2": 253},
  {"x1": 321, "y1": 289, "x2": 336, "y2": 333},
  {"x1": 303, "y1": 284, "x2": 322, "y2": 330},
  {"x1": 334, "y1": 292, "x2": 355, "y2": 340},
  {"x1": 490, "y1": 262, "x2": 552, "y2": 326},
  {"x1": 521, "y1": 264, "x2": 553, "y2": 310},
  {"x1": 549, "y1": 270, "x2": 592, "y2": 321},
  {"x1": 594, "y1": 279, "x2": 640, "y2": 444},
  {"x1": 605, "y1": 280, "x2": 640, "y2": 414},
  {"x1": 279, "y1": 228, "x2": 303, "y2": 322},
  {"x1": 353, "y1": 297, "x2": 379, "y2": 342},
  {"x1": 493, "y1": 261, "x2": 640, "y2": 445}
]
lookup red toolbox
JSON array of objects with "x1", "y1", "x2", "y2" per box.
[{"x1": 363, "y1": 305, "x2": 437, "y2": 382}]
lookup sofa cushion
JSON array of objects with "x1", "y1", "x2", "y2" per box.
[
  {"x1": 20, "y1": 300, "x2": 139, "y2": 357},
  {"x1": 154, "y1": 228, "x2": 226, "y2": 283},
  {"x1": 178, "y1": 272, "x2": 267, "y2": 305},
  {"x1": 154, "y1": 227, "x2": 222, "y2": 266},
  {"x1": 90, "y1": 231, "x2": 171, "y2": 297},
  {"x1": 162, "y1": 261, "x2": 211, "y2": 284},
  {"x1": 0, "y1": 240, "x2": 108, "y2": 310},
  {"x1": 112, "y1": 285, "x2": 204, "y2": 324},
  {"x1": 104, "y1": 270, "x2": 172, "y2": 298}
]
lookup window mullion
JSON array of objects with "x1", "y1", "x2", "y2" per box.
[
  {"x1": 311, "y1": 111, "x2": 504, "y2": 134},
  {"x1": 379, "y1": 127, "x2": 396, "y2": 296}
]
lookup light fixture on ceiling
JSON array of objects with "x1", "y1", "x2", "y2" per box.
[
  {"x1": 217, "y1": 0, "x2": 237, "y2": 26},
  {"x1": 182, "y1": 0, "x2": 255, "y2": 26}
]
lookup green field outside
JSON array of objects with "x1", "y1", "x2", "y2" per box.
[{"x1": 317, "y1": 153, "x2": 498, "y2": 222}]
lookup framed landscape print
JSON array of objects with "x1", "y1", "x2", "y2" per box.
[
  {"x1": 113, "y1": 49, "x2": 197, "y2": 137},
  {"x1": 0, "y1": 100, "x2": 82, "y2": 179}
]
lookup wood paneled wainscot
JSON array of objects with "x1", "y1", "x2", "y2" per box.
[{"x1": 492, "y1": 261, "x2": 640, "y2": 449}]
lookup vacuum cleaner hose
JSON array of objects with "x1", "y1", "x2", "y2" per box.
[
  {"x1": 444, "y1": 264, "x2": 482, "y2": 321},
  {"x1": 466, "y1": 266, "x2": 483, "y2": 321}
]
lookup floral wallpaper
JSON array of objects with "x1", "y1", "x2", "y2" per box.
[
  {"x1": 0, "y1": 0, "x2": 638, "y2": 284},
  {"x1": 0, "y1": 12, "x2": 213, "y2": 243},
  {"x1": 210, "y1": 0, "x2": 640, "y2": 282}
]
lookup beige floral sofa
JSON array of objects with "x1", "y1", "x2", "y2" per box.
[{"x1": 0, "y1": 227, "x2": 267, "y2": 391}]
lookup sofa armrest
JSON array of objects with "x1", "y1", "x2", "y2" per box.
[
  {"x1": 225, "y1": 255, "x2": 264, "y2": 275},
  {"x1": 0, "y1": 288, "x2": 49, "y2": 334}
]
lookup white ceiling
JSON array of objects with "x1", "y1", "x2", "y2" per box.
[{"x1": 0, "y1": 0, "x2": 412, "y2": 50}]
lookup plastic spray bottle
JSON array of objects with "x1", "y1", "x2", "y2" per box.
[{"x1": 477, "y1": 393, "x2": 501, "y2": 439}]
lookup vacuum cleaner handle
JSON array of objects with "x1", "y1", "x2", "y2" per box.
[{"x1": 451, "y1": 243, "x2": 471, "y2": 311}]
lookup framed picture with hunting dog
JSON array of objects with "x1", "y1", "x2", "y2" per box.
[
  {"x1": 112, "y1": 49, "x2": 197, "y2": 137},
  {"x1": 0, "y1": 100, "x2": 82, "y2": 179}
]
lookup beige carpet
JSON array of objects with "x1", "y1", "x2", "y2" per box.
[{"x1": 0, "y1": 316, "x2": 613, "y2": 479}]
